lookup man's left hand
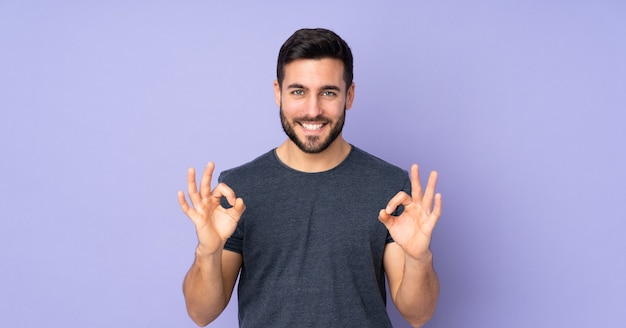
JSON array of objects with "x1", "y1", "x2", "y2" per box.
[{"x1": 379, "y1": 164, "x2": 442, "y2": 261}]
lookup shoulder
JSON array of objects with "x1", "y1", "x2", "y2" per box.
[
  {"x1": 336, "y1": 146, "x2": 410, "y2": 194},
  {"x1": 347, "y1": 146, "x2": 407, "y2": 178},
  {"x1": 218, "y1": 149, "x2": 279, "y2": 184}
]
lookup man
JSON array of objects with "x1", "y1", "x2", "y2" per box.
[{"x1": 178, "y1": 28, "x2": 442, "y2": 327}]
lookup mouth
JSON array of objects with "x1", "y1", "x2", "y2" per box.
[{"x1": 299, "y1": 122, "x2": 325, "y2": 131}]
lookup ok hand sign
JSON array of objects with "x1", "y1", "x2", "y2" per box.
[
  {"x1": 379, "y1": 164, "x2": 442, "y2": 261},
  {"x1": 177, "y1": 162, "x2": 246, "y2": 255}
]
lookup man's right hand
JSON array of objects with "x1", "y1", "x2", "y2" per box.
[{"x1": 177, "y1": 162, "x2": 246, "y2": 255}]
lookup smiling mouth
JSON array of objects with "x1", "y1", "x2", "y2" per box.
[{"x1": 299, "y1": 122, "x2": 325, "y2": 131}]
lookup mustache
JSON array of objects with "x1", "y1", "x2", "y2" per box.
[{"x1": 295, "y1": 115, "x2": 331, "y2": 123}]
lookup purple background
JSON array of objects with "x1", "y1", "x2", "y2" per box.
[{"x1": 1, "y1": 1, "x2": 625, "y2": 327}]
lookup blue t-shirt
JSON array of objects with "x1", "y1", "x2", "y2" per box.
[{"x1": 221, "y1": 146, "x2": 410, "y2": 328}]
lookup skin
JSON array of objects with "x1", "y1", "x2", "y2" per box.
[
  {"x1": 179, "y1": 58, "x2": 442, "y2": 327},
  {"x1": 274, "y1": 58, "x2": 354, "y2": 172}
]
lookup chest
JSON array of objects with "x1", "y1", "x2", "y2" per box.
[{"x1": 238, "y1": 178, "x2": 391, "y2": 265}]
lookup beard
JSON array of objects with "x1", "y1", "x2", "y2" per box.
[{"x1": 280, "y1": 105, "x2": 346, "y2": 154}]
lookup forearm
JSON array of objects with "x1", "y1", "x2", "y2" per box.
[
  {"x1": 183, "y1": 248, "x2": 229, "y2": 327},
  {"x1": 394, "y1": 251, "x2": 440, "y2": 328}
]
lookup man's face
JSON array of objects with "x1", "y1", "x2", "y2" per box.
[{"x1": 274, "y1": 58, "x2": 355, "y2": 154}]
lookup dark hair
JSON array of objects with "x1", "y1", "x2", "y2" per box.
[{"x1": 276, "y1": 28, "x2": 353, "y2": 89}]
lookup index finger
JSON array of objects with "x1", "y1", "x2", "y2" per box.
[{"x1": 384, "y1": 190, "x2": 413, "y2": 215}]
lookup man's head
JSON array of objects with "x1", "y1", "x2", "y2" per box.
[
  {"x1": 274, "y1": 29, "x2": 355, "y2": 154},
  {"x1": 276, "y1": 28, "x2": 353, "y2": 90}
]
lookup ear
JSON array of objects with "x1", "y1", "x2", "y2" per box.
[
  {"x1": 273, "y1": 80, "x2": 281, "y2": 107},
  {"x1": 345, "y1": 82, "x2": 355, "y2": 110}
]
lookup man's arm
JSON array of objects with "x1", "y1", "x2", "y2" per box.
[
  {"x1": 379, "y1": 164, "x2": 442, "y2": 327},
  {"x1": 183, "y1": 249, "x2": 242, "y2": 326},
  {"x1": 384, "y1": 243, "x2": 439, "y2": 327},
  {"x1": 177, "y1": 162, "x2": 246, "y2": 326}
]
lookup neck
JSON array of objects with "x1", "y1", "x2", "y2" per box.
[{"x1": 275, "y1": 137, "x2": 351, "y2": 173}]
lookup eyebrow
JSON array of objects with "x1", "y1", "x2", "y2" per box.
[{"x1": 286, "y1": 83, "x2": 342, "y2": 91}]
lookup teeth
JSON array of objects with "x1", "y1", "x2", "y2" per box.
[{"x1": 301, "y1": 123, "x2": 323, "y2": 130}]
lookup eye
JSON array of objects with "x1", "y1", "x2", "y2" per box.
[
  {"x1": 291, "y1": 89, "x2": 305, "y2": 96},
  {"x1": 321, "y1": 90, "x2": 337, "y2": 97}
]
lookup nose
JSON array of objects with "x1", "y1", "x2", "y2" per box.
[{"x1": 304, "y1": 95, "x2": 322, "y2": 117}]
